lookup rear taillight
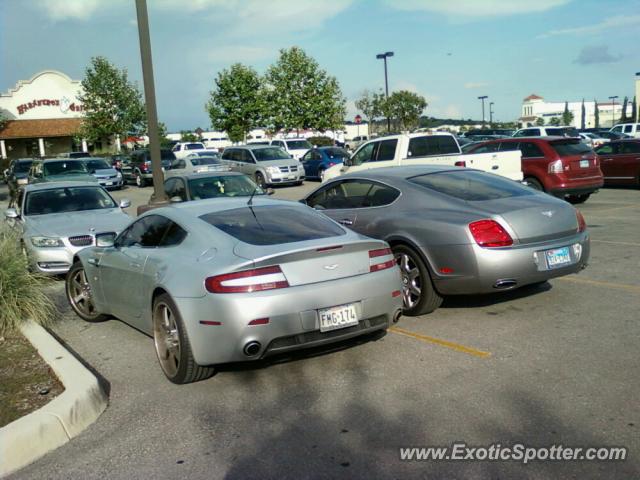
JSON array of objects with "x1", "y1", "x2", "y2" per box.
[
  {"x1": 576, "y1": 210, "x2": 587, "y2": 233},
  {"x1": 548, "y1": 159, "x2": 563, "y2": 174},
  {"x1": 454, "y1": 161, "x2": 467, "y2": 167},
  {"x1": 469, "y1": 219, "x2": 513, "y2": 248},
  {"x1": 205, "y1": 266, "x2": 289, "y2": 293},
  {"x1": 369, "y1": 247, "x2": 395, "y2": 272},
  {"x1": 140, "y1": 161, "x2": 150, "y2": 172}
]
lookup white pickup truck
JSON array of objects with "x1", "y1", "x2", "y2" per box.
[{"x1": 322, "y1": 132, "x2": 523, "y2": 182}]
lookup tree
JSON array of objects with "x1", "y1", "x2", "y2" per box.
[
  {"x1": 180, "y1": 131, "x2": 198, "y2": 142},
  {"x1": 561, "y1": 101, "x2": 574, "y2": 126},
  {"x1": 386, "y1": 90, "x2": 427, "y2": 131},
  {"x1": 619, "y1": 96, "x2": 628, "y2": 123},
  {"x1": 535, "y1": 117, "x2": 545, "y2": 126},
  {"x1": 264, "y1": 47, "x2": 346, "y2": 133},
  {"x1": 156, "y1": 122, "x2": 172, "y2": 147},
  {"x1": 354, "y1": 89, "x2": 381, "y2": 128},
  {"x1": 206, "y1": 63, "x2": 264, "y2": 143},
  {"x1": 549, "y1": 117, "x2": 561, "y2": 126},
  {"x1": 580, "y1": 99, "x2": 586, "y2": 130},
  {"x1": 632, "y1": 96, "x2": 637, "y2": 124},
  {"x1": 79, "y1": 56, "x2": 146, "y2": 146},
  {"x1": 594, "y1": 99, "x2": 600, "y2": 128}
]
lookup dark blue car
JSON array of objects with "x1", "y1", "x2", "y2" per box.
[{"x1": 300, "y1": 147, "x2": 350, "y2": 180}]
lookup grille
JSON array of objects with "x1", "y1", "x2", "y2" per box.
[
  {"x1": 68, "y1": 235, "x2": 93, "y2": 247},
  {"x1": 290, "y1": 166, "x2": 298, "y2": 172},
  {"x1": 279, "y1": 166, "x2": 290, "y2": 173}
]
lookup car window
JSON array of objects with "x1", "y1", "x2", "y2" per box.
[
  {"x1": 188, "y1": 175, "x2": 262, "y2": 200},
  {"x1": 24, "y1": 186, "x2": 117, "y2": 215},
  {"x1": 221, "y1": 149, "x2": 235, "y2": 160},
  {"x1": 520, "y1": 142, "x2": 545, "y2": 158},
  {"x1": 305, "y1": 180, "x2": 376, "y2": 210},
  {"x1": 498, "y1": 142, "x2": 521, "y2": 152},
  {"x1": 164, "y1": 178, "x2": 178, "y2": 197},
  {"x1": 624, "y1": 125, "x2": 633, "y2": 133},
  {"x1": 550, "y1": 140, "x2": 592, "y2": 156},
  {"x1": 240, "y1": 150, "x2": 255, "y2": 163},
  {"x1": 199, "y1": 205, "x2": 345, "y2": 245},
  {"x1": 302, "y1": 151, "x2": 313, "y2": 161},
  {"x1": 84, "y1": 159, "x2": 111, "y2": 171},
  {"x1": 470, "y1": 143, "x2": 500, "y2": 153},
  {"x1": 286, "y1": 140, "x2": 312, "y2": 150},
  {"x1": 619, "y1": 142, "x2": 640, "y2": 154},
  {"x1": 351, "y1": 142, "x2": 376, "y2": 166},
  {"x1": 253, "y1": 147, "x2": 290, "y2": 161},
  {"x1": 185, "y1": 143, "x2": 204, "y2": 150},
  {"x1": 173, "y1": 178, "x2": 187, "y2": 200},
  {"x1": 374, "y1": 139, "x2": 398, "y2": 161},
  {"x1": 611, "y1": 126, "x2": 623, "y2": 133},
  {"x1": 595, "y1": 144, "x2": 615, "y2": 155},
  {"x1": 117, "y1": 215, "x2": 185, "y2": 248},
  {"x1": 362, "y1": 183, "x2": 400, "y2": 207},
  {"x1": 408, "y1": 135, "x2": 459, "y2": 157},
  {"x1": 43, "y1": 161, "x2": 88, "y2": 176}
]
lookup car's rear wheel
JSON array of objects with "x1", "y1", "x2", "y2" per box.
[
  {"x1": 524, "y1": 177, "x2": 544, "y2": 191},
  {"x1": 392, "y1": 245, "x2": 443, "y2": 316},
  {"x1": 566, "y1": 193, "x2": 590, "y2": 204},
  {"x1": 66, "y1": 262, "x2": 108, "y2": 322},
  {"x1": 153, "y1": 293, "x2": 215, "y2": 384},
  {"x1": 255, "y1": 172, "x2": 266, "y2": 189},
  {"x1": 135, "y1": 172, "x2": 147, "y2": 188}
]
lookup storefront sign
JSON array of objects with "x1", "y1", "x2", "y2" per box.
[{"x1": 17, "y1": 96, "x2": 83, "y2": 115}]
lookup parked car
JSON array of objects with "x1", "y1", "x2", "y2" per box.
[
  {"x1": 610, "y1": 123, "x2": 640, "y2": 139},
  {"x1": 121, "y1": 148, "x2": 176, "y2": 187},
  {"x1": 465, "y1": 137, "x2": 603, "y2": 204},
  {"x1": 465, "y1": 128, "x2": 516, "y2": 137},
  {"x1": 28, "y1": 158, "x2": 98, "y2": 184},
  {"x1": 346, "y1": 136, "x2": 369, "y2": 151},
  {"x1": 139, "y1": 172, "x2": 271, "y2": 214},
  {"x1": 579, "y1": 132, "x2": 607, "y2": 148},
  {"x1": 81, "y1": 157, "x2": 124, "y2": 189},
  {"x1": 201, "y1": 135, "x2": 231, "y2": 151},
  {"x1": 108, "y1": 154, "x2": 129, "y2": 171},
  {"x1": 172, "y1": 142, "x2": 209, "y2": 159},
  {"x1": 65, "y1": 197, "x2": 403, "y2": 384},
  {"x1": 301, "y1": 147, "x2": 350, "y2": 180},
  {"x1": 324, "y1": 132, "x2": 523, "y2": 182},
  {"x1": 4, "y1": 182, "x2": 130, "y2": 274},
  {"x1": 596, "y1": 131, "x2": 632, "y2": 141},
  {"x1": 220, "y1": 145, "x2": 304, "y2": 188},
  {"x1": 57, "y1": 151, "x2": 91, "y2": 159},
  {"x1": 302, "y1": 166, "x2": 590, "y2": 315},
  {"x1": 513, "y1": 126, "x2": 580, "y2": 138},
  {"x1": 6, "y1": 158, "x2": 34, "y2": 206},
  {"x1": 166, "y1": 154, "x2": 229, "y2": 177},
  {"x1": 594, "y1": 139, "x2": 640, "y2": 186},
  {"x1": 269, "y1": 138, "x2": 312, "y2": 160}
]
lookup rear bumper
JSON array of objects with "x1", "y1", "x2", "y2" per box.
[
  {"x1": 547, "y1": 175, "x2": 603, "y2": 197},
  {"x1": 174, "y1": 269, "x2": 403, "y2": 366},
  {"x1": 426, "y1": 231, "x2": 590, "y2": 295}
]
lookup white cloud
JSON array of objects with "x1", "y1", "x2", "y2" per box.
[
  {"x1": 464, "y1": 82, "x2": 489, "y2": 89},
  {"x1": 34, "y1": 0, "x2": 111, "y2": 21},
  {"x1": 538, "y1": 14, "x2": 640, "y2": 38},
  {"x1": 207, "y1": 46, "x2": 272, "y2": 63},
  {"x1": 385, "y1": 0, "x2": 570, "y2": 18}
]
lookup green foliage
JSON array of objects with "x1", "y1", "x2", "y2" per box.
[
  {"x1": 0, "y1": 226, "x2": 56, "y2": 335},
  {"x1": 264, "y1": 47, "x2": 346, "y2": 132},
  {"x1": 561, "y1": 101, "x2": 574, "y2": 125},
  {"x1": 156, "y1": 122, "x2": 173, "y2": 147},
  {"x1": 180, "y1": 131, "x2": 199, "y2": 142},
  {"x1": 535, "y1": 117, "x2": 545, "y2": 126},
  {"x1": 619, "y1": 96, "x2": 628, "y2": 123},
  {"x1": 548, "y1": 117, "x2": 561, "y2": 126},
  {"x1": 0, "y1": 110, "x2": 7, "y2": 131},
  {"x1": 308, "y1": 136, "x2": 334, "y2": 147},
  {"x1": 207, "y1": 63, "x2": 264, "y2": 143},
  {"x1": 354, "y1": 89, "x2": 381, "y2": 126},
  {"x1": 384, "y1": 90, "x2": 427, "y2": 131},
  {"x1": 594, "y1": 100, "x2": 600, "y2": 128},
  {"x1": 79, "y1": 56, "x2": 147, "y2": 147},
  {"x1": 581, "y1": 99, "x2": 586, "y2": 130}
]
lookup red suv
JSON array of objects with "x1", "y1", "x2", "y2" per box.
[
  {"x1": 467, "y1": 137, "x2": 603, "y2": 203},
  {"x1": 594, "y1": 139, "x2": 640, "y2": 186}
]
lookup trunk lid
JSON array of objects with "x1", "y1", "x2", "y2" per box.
[{"x1": 549, "y1": 139, "x2": 599, "y2": 179}]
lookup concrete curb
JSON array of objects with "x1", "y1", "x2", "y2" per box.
[{"x1": 0, "y1": 320, "x2": 108, "y2": 477}]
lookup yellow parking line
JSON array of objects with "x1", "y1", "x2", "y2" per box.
[
  {"x1": 388, "y1": 326, "x2": 491, "y2": 358},
  {"x1": 557, "y1": 276, "x2": 640, "y2": 294},
  {"x1": 591, "y1": 239, "x2": 640, "y2": 247}
]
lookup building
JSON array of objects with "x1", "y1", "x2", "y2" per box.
[
  {"x1": 0, "y1": 70, "x2": 89, "y2": 160},
  {"x1": 519, "y1": 94, "x2": 633, "y2": 128}
]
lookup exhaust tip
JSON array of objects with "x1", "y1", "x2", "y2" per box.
[
  {"x1": 243, "y1": 341, "x2": 261, "y2": 357},
  {"x1": 393, "y1": 310, "x2": 402, "y2": 323},
  {"x1": 493, "y1": 279, "x2": 517, "y2": 289}
]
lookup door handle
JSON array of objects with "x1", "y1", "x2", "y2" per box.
[
  {"x1": 338, "y1": 219, "x2": 353, "y2": 226},
  {"x1": 491, "y1": 165, "x2": 499, "y2": 170},
  {"x1": 87, "y1": 258, "x2": 100, "y2": 266}
]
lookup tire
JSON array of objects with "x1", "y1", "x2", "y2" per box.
[
  {"x1": 566, "y1": 193, "x2": 590, "y2": 204},
  {"x1": 152, "y1": 293, "x2": 215, "y2": 384},
  {"x1": 66, "y1": 261, "x2": 109, "y2": 322},
  {"x1": 135, "y1": 172, "x2": 147, "y2": 188},
  {"x1": 295, "y1": 180, "x2": 304, "y2": 186},
  {"x1": 318, "y1": 167, "x2": 326, "y2": 182},
  {"x1": 524, "y1": 177, "x2": 544, "y2": 191},
  {"x1": 255, "y1": 172, "x2": 266, "y2": 189},
  {"x1": 392, "y1": 245, "x2": 443, "y2": 316}
]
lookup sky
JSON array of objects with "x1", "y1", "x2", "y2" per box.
[{"x1": 1, "y1": 0, "x2": 639, "y2": 131}]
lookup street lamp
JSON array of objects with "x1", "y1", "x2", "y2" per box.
[
  {"x1": 376, "y1": 51, "x2": 394, "y2": 132},
  {"x1": 489, "y1": 102, "x2": 494, "y2": 126},
  {"x1": 635, "y1": 72, "x2": 640, "y2": 123},
  {"x1": 608, "y1": 95, "x2": 618, "y2": 128},
  {"x1": 478, "y1": 96, "x2": 488, "y2": 127}
]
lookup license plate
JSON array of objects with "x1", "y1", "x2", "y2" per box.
[
  {"x1": 580, "y1": 159, "x2": 589, "y2": 168},
  {"x1": 319, "y1": 303, "x2": 359, "y2": 332},
  {"x1": 287, "y1": 175, "x2": 295, "y2": 180},
  {"x1": 545, "y1": 246, "x2": 572, "y2": 269},
  {"x1": 105, "y1": 181, "x2": 113, "y2": 186}
]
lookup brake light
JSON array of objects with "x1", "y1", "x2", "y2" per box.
[
  {"x1": 205, "y1": 266, "x2": 289, "y2": 293},
  {"x1": 469, "y1": 220, "x2": 513, "y2": 248},
  {"x1": 140, "y1": 162, "x2": 149, "y2": 172},
  {"x1": 454, "y1": 161, "x2": 467, "y2": 167},
  {"x1": 369, "y1": 247, "x2": 395, "y2": 272},
  {"x1": 576, "y1": 210, "x2": 587, "y2": 233},
  {"x1": 548, "y1": 159, "x2": 563, "y2": 174}
]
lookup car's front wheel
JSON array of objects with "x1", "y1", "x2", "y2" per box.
[
  {"x1": 66, "y1": 261, "x2": 108, "y2": 322},
  {"x1": 255, "y1": 172, "x2": 266, "y2": 189},
  {"x1": 524, "y1": 177, "x2": 544, "y2": 191},
  {"x1": 153, "y1": 293, "x2": 215, "y2": 384},
  {"x1": 135, "y1": 172, "x2": 147, "y2": 188},
  {"x1": 392, "y1": 245, "x2": 443, "y2": 316}
]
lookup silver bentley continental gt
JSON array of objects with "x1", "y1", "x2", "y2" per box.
[{"x1": 66, "y1": 197, "x2": 403, "y2": 384}]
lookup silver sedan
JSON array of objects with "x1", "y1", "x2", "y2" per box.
[
  {"x1": 302, "y1": 166, "x2": 590, "y2": 315},
  {"x1": 4, "y1": 182, "x2": 131, "y2": 274},
  {"x1": 65, "y1": 197, "x2": 403, "y2": 384}
]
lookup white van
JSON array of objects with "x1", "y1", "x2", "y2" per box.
[{"x1": 610, "y1": 123, "x2": 640, "y2": 138}]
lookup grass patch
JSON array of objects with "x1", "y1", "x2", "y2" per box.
[{"x1": 0, "y1": 224, "x2": 57, "y2": 335}]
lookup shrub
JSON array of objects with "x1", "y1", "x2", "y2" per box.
[
  {"x1": 308, "y1": 136, "x2": 334, "y2": 147},
  {"x1": 0, "y1": 225, "x2": 56, "y2": 335}
]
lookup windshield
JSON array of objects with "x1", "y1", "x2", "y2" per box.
[
  {"x1": 43, "y1": 161, "x2": 88, "y2": 176},
  {"x1": 24, "y1": 186, "x2": 117, "y2": 215},
  {"x1": 546, "y1": 127, "x2": 579, "y2": 137},
  {"x1": 409, "y1": 170, "x2": 534, "y2": 201},
  {"x1": 15, "y1": 161, "x2": 33, "y2": 173},
  {"x1": 84, "y1": 159, "x2": 111, "y2": 171},
  {"x1": 186, "y1": 143, "x2": 204, "y2": 150},
  {"x1": 199, "y1": 205, "x2": 345, "y2": 245},
  {"x1": 188, "y1": 175, "x2": 263, "y2": 200},
  {"x1": 550, "y1": 140, "x2": 593, "y2": 156},
  {"x1": 286, "y1": 140, "x2": 312, "y2": 150},
  {"x1": 192, "y1": 156, "x2": 221, "y2": 165},
  {"x1": 253, "y1": 147, "x2": 291, "y2": 161}
]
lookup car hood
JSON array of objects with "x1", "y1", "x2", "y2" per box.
[
  {"x1": 92, "y1": 168, "x2": 119, "y2": 177},
  {"x1": 258, "y1": 159, "x2": 301, "y2": 168},
  {"x1": 24, "y1": 208, "x2": 131, "y2": 238},
  {"x1": 42, "y1": 174, "x2": 99, "y2": 183}
]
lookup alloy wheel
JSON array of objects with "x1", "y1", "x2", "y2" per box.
[
  {"x1": 395, "y1": 252, "x2": 422, "y2": 309},
  {"x1": 153, "y1": 302, "x2": 181, "y2": 378},
  {"x1": 68, "y1": 268, "x2": 98, "y2": 317}
]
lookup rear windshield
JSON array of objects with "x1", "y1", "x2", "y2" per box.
[
  {"x1": 253, "y1": 148, "x2": 291, "y2": 161},
  {"x1": 193, "y1": 156, "x2": 221, "y2": 165},
  {"x1": 199, "y1": 205, "x2": 345, "y2": 245},
  {"x1": 43, "y1": 161, "x2": 88, "y2": 176},
  {"x1": 409, "y1": 170, "x2": 533, "y2": 201},
  {"x1": 286, "y1": 140, "x2": 312, "y2": 150},
  {"x1": 550, "y1": 140, "x2": 592, "y2": 156},
  {"x1": 408, "y1": 135, "x2": 459, "y2": 157},
  {"x1": 188, "y1": 175, "x2": 261, "y2": 199},
  {"x1": 546, "y1": 127, "x2": 579, "y2": 137},
  {"x1": 185, "y1": 143, "x2": 204, "y2": 150},
  {"x1": 15, "y1": 161, "x2": 33, "y2": 173},
  {"x1": 84, "y1": 159, "x2": 111, "y2": 171}
]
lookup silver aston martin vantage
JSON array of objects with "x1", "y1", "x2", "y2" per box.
[{"x1": 66, "y1": 197, "x2": 403, "y2": 384}]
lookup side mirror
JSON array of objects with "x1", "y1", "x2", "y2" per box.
[
  {"x1": 170, "y1": 196, "x2": 183, "y2": 203},
  {"x1": 266, "y1": 188, "x2": 275, "y2": 196},
  {"x1": 343, "y1": 157, "x2": 352, "y2": 167},
  {"x1": 4, "y1": 208, "x2": 18, "y2": 219},
  {"x1": 96, "y1": 232, "x2": 116, "y2": 247},
  {"x1": 119, "y1": 198, "x2": 131, "y2": 208}
]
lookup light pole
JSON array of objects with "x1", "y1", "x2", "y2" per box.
[
  {"x1": 478, "y1": 96, "x2": 488, "y2": 127},
  {"x1": 635, "y1": 72, "x2": 640, "y2": 123},
  {"x1": 608, "y1": 95, "x2": 618, "y2": 128},
  {"x1": 135, "y1": 0, "x2": 166, "y2": 202},
  {"x1": 376, "y1": 51, "x2": 394, "y2": 132},
  {"x1": 489, "y1": 102, "x2": 494, "y2": 126}
]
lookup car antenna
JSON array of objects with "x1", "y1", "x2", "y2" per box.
[{"x1": 247, "y1": 184, "x2": 258, "y2": 206}]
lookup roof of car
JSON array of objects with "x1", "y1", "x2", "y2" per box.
[
  {"x1": 38, "y1": 157, "x2": 87, "y2": 163},
  {"x1": 227, "y1": 144, "x2": 281, "y2": 150},
  {"x1": 338, "y1": 165, "x2": 464, "y2": 181},
  {"x1": 165, "y1": 171, "x2": 246, "y2": 181},
  {"x1": 482, "y1": 136, "x2": 577, "y2": 142},
  {"x1": 22, "y1": 181, "x2": 103, "y2": 192},
  {"x1": 146, "y1": 196, "x2": 297, "y2": 219},
  {"x1": 608, "y1": 138, "x2": 640, "y2": 143}
]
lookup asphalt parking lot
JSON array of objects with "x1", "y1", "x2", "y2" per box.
[{"x1": 5, "y1": 181, "x2": 640, "y2": 479}]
